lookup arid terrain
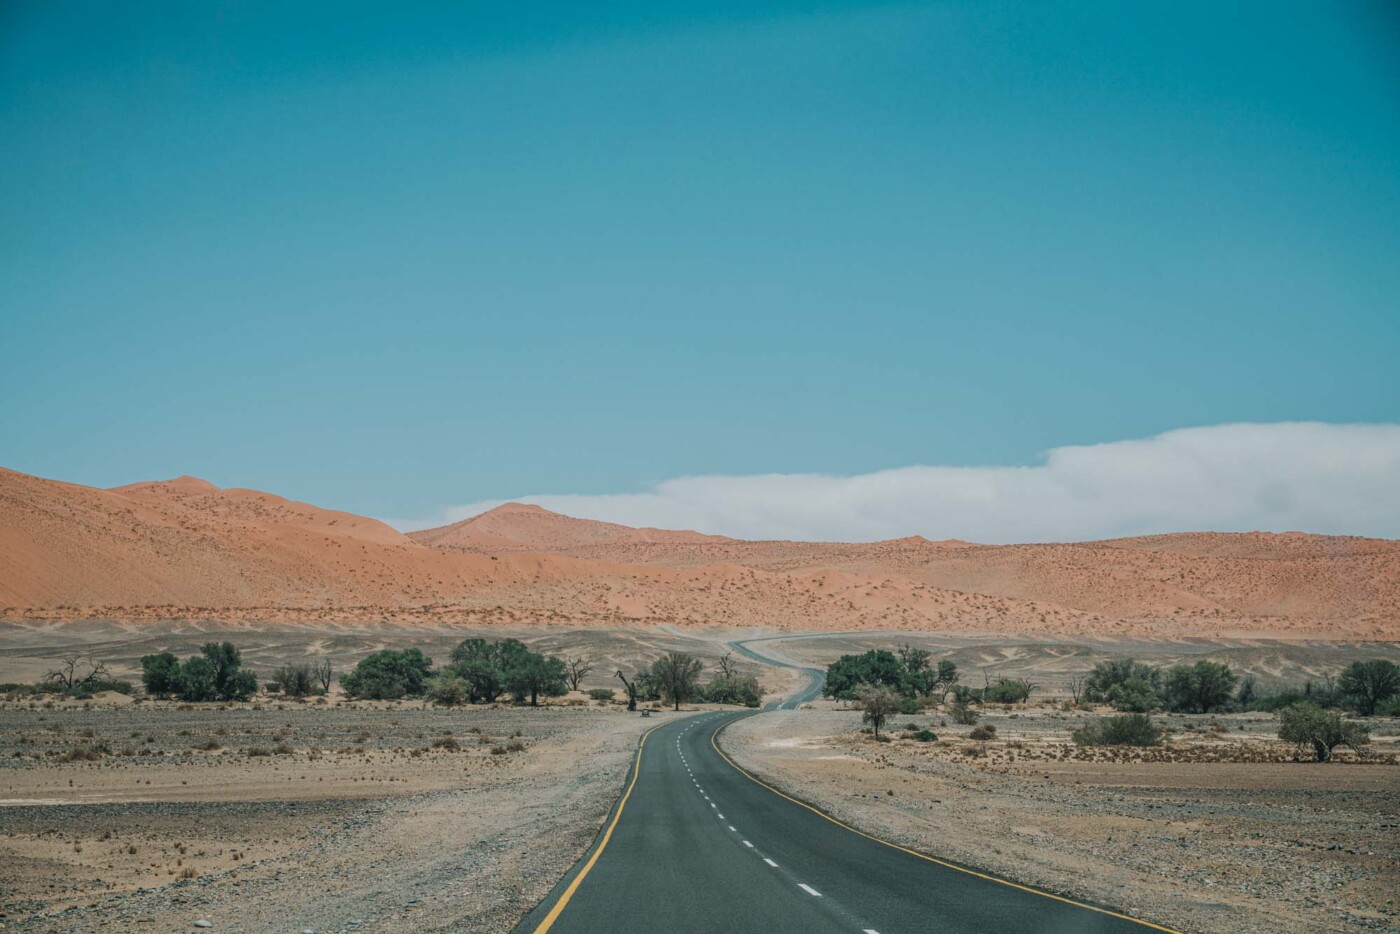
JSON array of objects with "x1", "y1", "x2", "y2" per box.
[
  {"x1": 723, "y1": 700, "x2": 1400, "y2": 934},
  {"x1": 0, "y1": 627, "x2": 792, "y2": 933},
  {"x1": 1, "y1": 625, "x2": 1396, "y2": 933},
  {"x1": 2, "y1": 467, "x2": 1397, "y2": 639},
  {"x1": 3, "y1": 467, "x2": 1398, "y2": 932}
]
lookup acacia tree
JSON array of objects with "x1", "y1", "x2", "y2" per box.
[
  {"x1": 716, "y1": 651, "x2": 738, "y2": 679},
  {"x1": 650, "y1": 652, "x2": 704, "y2": 711},
  {"x1": 508, "y1": 653, "x2": 568, "y2": 706},
  {"x1": 856, "y1": 685, "x2": 901, "y2": 740},
  {"x1": 313, "y1": 659, "x2": 333, "y2": 694},
  {"x1": 1338, "y1": 660, "x2": 1400, "y2": 716},
  {"x1": 45, "y1": 653, "x2": 109, "y2": 689},
  {"x1": 1279, "y1": 702, "x2": 1370, "y2": 762},
  {"x1": 564, "y1": 656, "x2": 595, "y2": 692}
]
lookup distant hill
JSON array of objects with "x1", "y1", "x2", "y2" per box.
[
  {"x1": 2, "y1": 466, "x2": 1395, "y2": 639},
  {"x1": 410, "y1": 501, "x2": 728, "y2": 551}
]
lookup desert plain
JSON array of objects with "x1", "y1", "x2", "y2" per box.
[{"x1": 1, "y1": 468, "x2": 1398, "y2": 933}]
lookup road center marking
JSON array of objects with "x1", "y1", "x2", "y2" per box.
[
  {"x1": 743, "y1": 841, "x2": 753, "y2": 848},
  {"x1": 763, "y1": 858, "x2": 778, "y2": 867},
  {"x1": 798, "y1": 884, "x2": 822, "y2": 897}
]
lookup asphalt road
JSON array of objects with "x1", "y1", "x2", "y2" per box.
[{"x1": 516, "y1": 640, "x2": 1176, "y2": 934}]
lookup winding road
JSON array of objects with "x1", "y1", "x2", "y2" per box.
[{"x1": 515, "y1": 639, "x2": 1177, "y2": 934}]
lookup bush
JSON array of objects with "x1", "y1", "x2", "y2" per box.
[
  {"x1": 856, "y1": 685, "x2": 902, "y2": 740},
  {"x1": 968, "y1": 724, "x2": 997, "y2": 741},
  {"x1": 268, "y1": 664, "x2": 322, "y2": 699},
  {"x1": 1278, "y1": 702, "x2": 1370, "y2": 762},
  {"x1": 1161, "y1": 661, "x2": 1237, "y2": 713},
  {"x1": 340, "y1": 649, "x2": 434, "y2": 700},
  {"x1": 912, "y1": 729, "x2": 938, "y2": 742},
  {"x1": 982, "y1": 679, "x2": 1034, "y2": 704},
  {"x1": 702, "y1": 675, "x2": 763, "y2": 707},
  {"x1": 950, "y1": 698, "x2": 979, "y2": 725},
  {"x1": 1106, "y1": 676, "x2": 1159, "y2": 712},
  {"x1": 587, "y1": 688, "x2": 616, "y2": 702},
  {"x1": 897, "y1": 696, "x2": 923, "y2": 715},
  {"x1": 1072, "y1": 714, "x2": 1162, "y2": 747},
  {"x1": 1084, "y1": 659, "x2": 1160, "y2": 703},
  {"x1": 1376, "y1": 697, "x2": 1400, "y2": 717},
  {"x1": 426, "y1": 675, "x2": 469, "y2": 707}
]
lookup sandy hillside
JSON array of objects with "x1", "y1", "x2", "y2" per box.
[
  {"x1": 411, "y1": 501, "x2": 728, "y2": 550},
  {"x1": 2, "y1": 467, "x2": 1397, "y2": 638}
]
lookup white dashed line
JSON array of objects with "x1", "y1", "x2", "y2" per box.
[
  {"x1": 763, "y1": 858, "x2": 778, "y2": 867},
  {"x1": 743, "y1": 841, "x2": 753, "y2": 848},
  {"x1": 727, "y1": 825, "x2": 736, "y2": 832},
  {"x1": 798, "y1": 884, "x2": 822, "y2": 897}
]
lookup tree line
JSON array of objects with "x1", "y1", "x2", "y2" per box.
[{"x1": 1074, "y1": 657, "x2": 1400, "y2": 717}]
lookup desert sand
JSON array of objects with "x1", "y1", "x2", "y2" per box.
[{"x1": 2, "y1": 466, "x2": 1396, "y2": 639}]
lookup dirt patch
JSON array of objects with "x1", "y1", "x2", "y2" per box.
[{"x1": 0, "y1": 700, "x2": 666, "y2": 932}]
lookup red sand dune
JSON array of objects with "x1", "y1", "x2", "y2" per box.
[{"x1": 2, "y1": 467, "x2": 1396, "y2": 638}]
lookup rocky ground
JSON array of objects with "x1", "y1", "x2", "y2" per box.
[
  {"x1": 0, "y1": 698, "x2": 660, "y2": 933},
  {"x1": 721, "y1": 702, "x2": 1400, "y2": 934}
]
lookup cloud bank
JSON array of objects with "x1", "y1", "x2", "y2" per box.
[{"x1": 390, "y1": 423, "x2": 1400, "y2": 543}]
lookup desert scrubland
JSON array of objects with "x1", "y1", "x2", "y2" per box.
[
  {"x1": 724, "y1": 700, "x2": 1399, "y2": 934},
  {"x1": 2, "y1": 467, "x2": 1399, "y2": 933}
]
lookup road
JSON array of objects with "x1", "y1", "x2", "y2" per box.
[{"x1": 515, "y1": 639, "x2": 1177, "y2": 934}]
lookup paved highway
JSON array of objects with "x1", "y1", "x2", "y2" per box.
[{"x1": 516, "y1": 639, "x2": 1177, "y2": 934}]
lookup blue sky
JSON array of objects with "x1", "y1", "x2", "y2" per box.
[{"x1": 2, "y1": 2, "x2": 1398, "y2": 534}]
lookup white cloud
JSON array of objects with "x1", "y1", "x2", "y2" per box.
[{"x1": 388, "y1": 423, "x2": 1400, "y2": 543}]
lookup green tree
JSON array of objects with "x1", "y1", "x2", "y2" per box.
[
  {"x1": 140, "y1": 652, "x2": 182, "y2": 698},
  {"x1": 453, "y1": 658, "x2": 506, "y2": 703},
  {"x1": 177, "y1": 656, "x2": 219, "y2": 702},
  {"x1": 1338, "y1": 659, "x2": 1400, "y2": 716},
  {"x1": 222, "y1": 668, "x2": 258, "y2": 702},
  {"x1": 650, "y1": 652, "x2": 704, "y2": 711},
  {"x1": 340, "y1": 649, "x2": 434, "y2": 700},
  {"x1": 200, "y1": 642, "x2": 246, "y2": 698},
  {"x1": 823, "y1": 650, "x2": 909, "y2": 700},
  {"x1": 507, "y1": 653, "x2": 568, "y2": 706},
  {"x1": 1162, "y1": 661, "x2": 1237, "y2": 713},
  {"x1": 1083, "y1": 659, "x2": 1160, "y2": 703},
  {"x1": 1278, "y1": 702, "x2": 1370, "y2": 762},
  {"x1": 1107, "y1": 676, "x2": 1160, "y2": 712}
]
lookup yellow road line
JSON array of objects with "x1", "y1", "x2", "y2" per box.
[
  {"x1": 531, "y1": 721, "x2": 661, "y2": 933},
  {"x1": 710, "y1": 720, "x2": 1185, "y2": 934}
]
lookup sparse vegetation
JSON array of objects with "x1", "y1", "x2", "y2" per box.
[
  {"x1": 1277, "y1": 702, "x2": 1369, "y2": 762},
  {"x1": 855, "y1": 684, "x2": 901, "y2": 740},
  {"x1": 1072, "y1": 714, "x2": 1162, "y2": 747},
  {"x1": 649, "y1": 652, "x2": 704, "y2": 711},
  {"x1": 701, "y1": 673, "x2": 763, "y2": 707}
]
